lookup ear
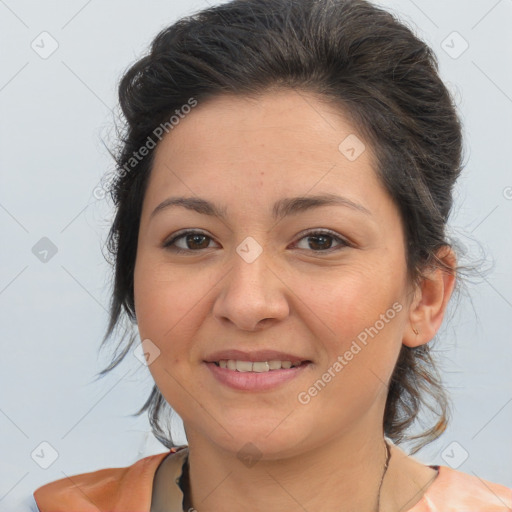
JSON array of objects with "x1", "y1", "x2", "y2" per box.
[{"x1": 403, "y1": 246, "x2": 457, "y2": 348}]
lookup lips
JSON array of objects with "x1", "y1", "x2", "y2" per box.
[
  {"x1": 204, "y1": 349, "x2": 309, "y2": 365},
  {"x1": 204, "y1": 351, "x2": 312, "y2": 391}
]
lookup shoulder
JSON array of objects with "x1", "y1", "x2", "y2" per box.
[
  {"x1": 32, "y1": 449, "x2": 182, "y2": 512},
  {"x1": 411, "y1": 465, "x2": 512, "y2": 511}
]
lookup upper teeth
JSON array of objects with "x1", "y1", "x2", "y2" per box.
[{"x1": 217, "y1": 360, "x2": 301, "y2": 372}]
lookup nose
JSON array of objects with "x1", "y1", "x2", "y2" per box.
[{"x1": 212, "y1": 249, "x2": 290, "y2": 332}]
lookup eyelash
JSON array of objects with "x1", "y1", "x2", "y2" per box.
[{"x1": 162, "y1": 229, "x2": 351, "y2": 254}]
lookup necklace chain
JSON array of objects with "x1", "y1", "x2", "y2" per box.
[{"x1": 376, "y1": 440, "x2": 392, "y2": 512}]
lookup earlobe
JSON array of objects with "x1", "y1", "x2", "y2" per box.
[{"x1": 403, "y1": 246, "x2": 457, "y2": 348}]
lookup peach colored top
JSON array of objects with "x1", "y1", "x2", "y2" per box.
[{"x1": 33, "y1": 446, "x2": 512, "y2": 511}]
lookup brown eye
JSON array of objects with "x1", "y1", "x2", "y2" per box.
[
  {"x1": 163, "y1": 230, "x2": 217, "y2": 253},
  {"x1": 183, "y1": 233, "x2": 211, "y2": 250},
  {"x1": 294, "y1": 230, "x2": 349, "y2": 252}
]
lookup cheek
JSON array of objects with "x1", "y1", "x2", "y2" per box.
[
  {"x1": 134, "y1": 258, "x2": 192, "y2": 347},
  {"x1": 302, "y1": 279, "x2": 405, "y2": 420},
  {"x1": 134, "y1": 255, "x2": 222, "y2": 362},
  {"x1": 133, "y1": 261, "x2": 200, "y2": 403},
  {"x1": 305, "y1": 262, "x2": 406, "y2": 377},
  {"x1": 308, "y1": 266, "x2": 398, "y2": 334}
]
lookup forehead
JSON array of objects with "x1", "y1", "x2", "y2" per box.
[
  {"x1": 153, "y1": 90, "x2": 374, "y2": 167},
  {"x1": 143, "y1": 89, "x2": 390, "y2": 221}
]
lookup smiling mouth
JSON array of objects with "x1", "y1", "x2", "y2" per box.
[{"x1": 212, "y1": 360, "x2": 310, "y2": 372}]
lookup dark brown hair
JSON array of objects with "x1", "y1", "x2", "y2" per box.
[{"x1": 99, "y1": 0, "x2": 465, "y2": 453}]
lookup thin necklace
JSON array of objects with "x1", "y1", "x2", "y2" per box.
[
  {"x1": 377, "y1": 440, "x2": 392, "y2": 512},
  {"x1": 181, "y1": 440, "x2": 392, "y2": 511}
]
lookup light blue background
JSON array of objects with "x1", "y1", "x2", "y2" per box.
[{"x1": 1, "y1": 0, "x2": 511, "y2": 509}]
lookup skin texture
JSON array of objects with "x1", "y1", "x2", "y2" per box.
[{"x1": 134, "y1": 89, "x2": 456, "y2": 512}]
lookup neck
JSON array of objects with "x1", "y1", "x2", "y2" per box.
[{"x1": 185, "y1": 427, "x2": 390, "y2": 512}]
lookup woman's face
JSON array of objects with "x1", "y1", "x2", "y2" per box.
[{"x1": 134, "y1": 90, "x2": 415, "y2": 457}]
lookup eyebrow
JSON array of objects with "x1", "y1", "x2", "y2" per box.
[{"x1": 149, "y1": 193, "x2": 372, "y2": 221}]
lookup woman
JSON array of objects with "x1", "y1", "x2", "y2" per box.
[{"x1": 31, "y1": 0, "x2": 512, "y2": 510}]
